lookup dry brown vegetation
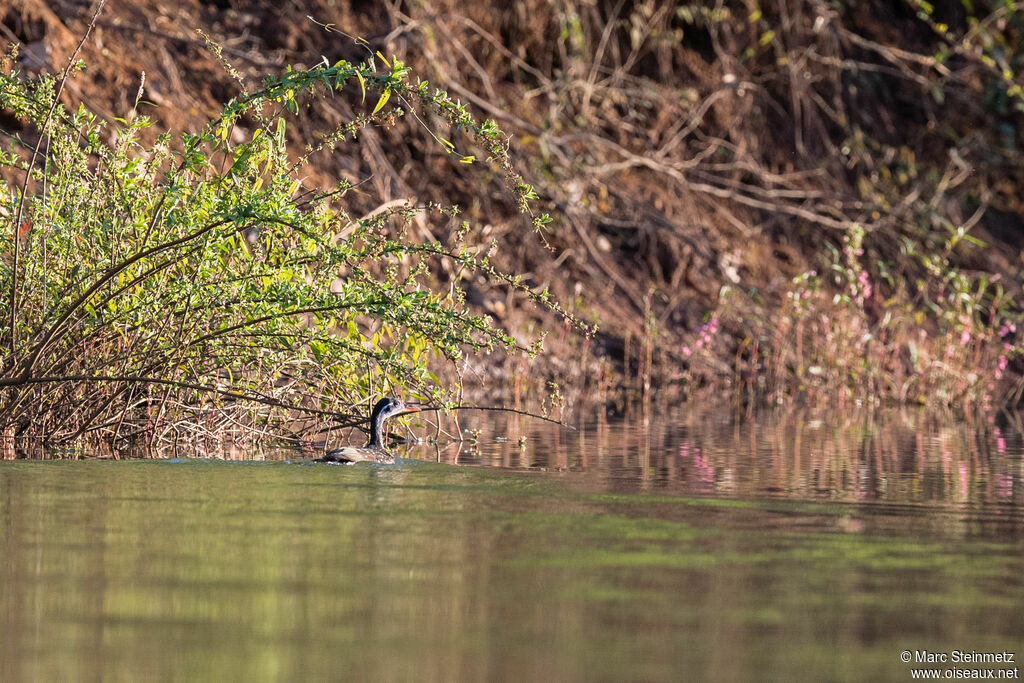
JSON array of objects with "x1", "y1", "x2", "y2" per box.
[{"x1": 3, "y1": 0, "x2": 1024, "y2": 413}]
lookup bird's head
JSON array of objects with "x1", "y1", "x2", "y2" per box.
[{"x1": 372, "y1": 397, "x2": 420, "y2": 422}]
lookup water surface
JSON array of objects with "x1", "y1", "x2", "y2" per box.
[{"x1": 1, "y1": 408, "x2": 1021, "y2": 681}]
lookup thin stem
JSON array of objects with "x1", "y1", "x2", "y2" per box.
[{"x1": 10, "y1": 0, "x2": 107, "y2": 355}]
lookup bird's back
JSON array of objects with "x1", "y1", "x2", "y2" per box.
[{"x1": 315, "y1": 446, "x2": 395, "y2": 464}]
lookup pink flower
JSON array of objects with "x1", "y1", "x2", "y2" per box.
[
  {"x1": 682, "y1": 346, "x2": 692, "y2": 357},
  {"x1": 960, "y1": 330, "x2": 971, "y2": 345}
]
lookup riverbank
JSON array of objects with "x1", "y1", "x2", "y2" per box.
[{"x1": 2, "y1": 1, "x2": 1023, "y2": 417}]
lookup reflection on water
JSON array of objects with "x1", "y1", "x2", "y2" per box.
[
  {"x1": 447, "y1": 407, "x2": 1024, "y2": 507},
  {"x1": 1, "y1": 408, "x2": 1022, "y2": 681}
]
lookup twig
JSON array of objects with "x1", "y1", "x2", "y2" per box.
[
  {"x1": 837, "y1": 26, "x2": 951, "y2": 76},
  {"x1": 416, "y1": 404, "x2": 577, "y2": 431},
  {"x1": 11, "y1": 0, "x2": 106, "y2": 357},
  {"x1": 95, "y1": 20, "x2": 282, "y2": 67},
  {"x1": 564, "y1": 210, "x2": 647, "y2": 315},
  {"x1": 9, "y1": 372, "x2": 342, "y2": 417}
]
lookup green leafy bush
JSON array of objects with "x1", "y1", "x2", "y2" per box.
[{"x1": 0, "y1": 40, "x2": 566, "y2": 447}]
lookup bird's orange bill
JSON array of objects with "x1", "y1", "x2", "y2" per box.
[{"x1": 403, "y1": 406, "x2": 420, "y2": 414}]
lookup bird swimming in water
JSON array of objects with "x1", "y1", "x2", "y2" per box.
[{"x1": 315, "y1": 397, "x2": 420, "y2": 464}]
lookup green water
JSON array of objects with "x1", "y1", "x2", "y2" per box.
[{"x1": 1, "y1": 410, "x2": 1022, "y2": 681}]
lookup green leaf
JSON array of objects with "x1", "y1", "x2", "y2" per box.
[
  {"x1": 355, "y1": 72, "x2": 366, "y2": 103},
  {"x1": 372, "y1": 88, "x2": 391, "y2": 114}
]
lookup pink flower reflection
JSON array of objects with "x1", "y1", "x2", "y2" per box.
[
  {"x1": 995, "y1": 473, "x2": 1013, "y2": 498},
  {"x1": 681, "y1": 443, "x2": 715, "y2": 487}
]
